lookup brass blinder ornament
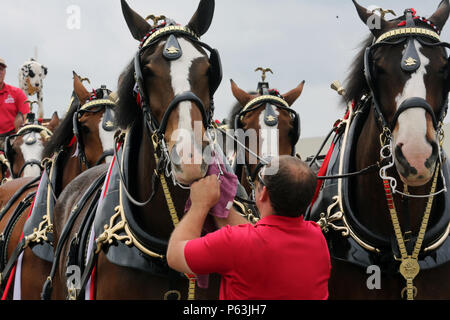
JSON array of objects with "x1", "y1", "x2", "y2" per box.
[
  {"x1": 265, "y1": 115, "x2": 276, "y2": 122},
  {"x1": 404, "y1": 57, "x2": 417, "y2": 66},
  {"x1": 166, "y1": 46, "x2": 180, "y2": 55},
  {"x1": 105, "y1": 121, "x2": 114, "y2": 129}
]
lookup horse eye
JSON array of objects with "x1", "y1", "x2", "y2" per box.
[
  {"x1": 142, "y1": 66, "x2": 154, "y2": 77},
  {"x1": 81, "y1": 125, "x2": 90, "y2": 134},
  {"x1": 438, "y1": 64, "x2": 448, "y2": 74}
]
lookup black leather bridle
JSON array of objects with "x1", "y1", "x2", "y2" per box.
[
  {"x1": 364, "y1": 9, "x2": 450, "y2": 135},
  {"x1": 72, "y1": 90, "x2": 117, "y2": 169},
  {"x1": 5, "y1": 124, "x2": 53, "y2": 178},
  {"x1": 133, "y1": 22, "x2": 222, "y2": 141},
  {"x1": 233, "y1": 84, "x2": 300, "y2": 188}
]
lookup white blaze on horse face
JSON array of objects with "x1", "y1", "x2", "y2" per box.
[
  {"x1": 394, "y1": 41, "x2": 433, "y2": 180},
  {"x1": 170, "y1": 38, "x2": 205, "y2": 166},
  {"x1": 98, "y1": 115, "x2": 115, "y2": 165},
  {"x1": 258, "y1": 110, "x2": 279, "y2": 159},
  {"x1": 20, "y1": 133, "x2": 43, "y2": 177}
]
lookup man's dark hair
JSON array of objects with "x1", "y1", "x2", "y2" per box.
[{"x1": 262, "y1": 156, "x2": 317, "y2": 217}]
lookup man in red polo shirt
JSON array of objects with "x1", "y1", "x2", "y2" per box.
[
  {"x1": 167, "y1": 156, "x2": 331, "y2": 300},
  {"x1": 0, "y1": 58, "x2": 30, "y2": 149}
]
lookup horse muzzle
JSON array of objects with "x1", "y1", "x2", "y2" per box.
[
  {"x1": 169, "y1": 139, "x2": 208, "y2": 185},
  {"x1": 392, "y1": 97, "x2": 440, "y2": 187}
]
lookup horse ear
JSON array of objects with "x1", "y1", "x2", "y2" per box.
[
  {"x1": 352, "y1": 0, "x2": 390, "y2": 38},
  {"x1": 187, "y1": 0, "x2": 215, "y2": 37},
  {"x1": 121, "y1": 0, "x2": 151, "y2": 41},
  {"x1": 73, "y1": 71, "x2": 90, "y2": 105},
  {"x1": 282, "y1": 81, "x2": 305, "y2": 107},
  {"x1": 231, "y1": 80, "x2": 253, "y2": 107},
  {"x1": 47, "y1": 112, "x2": 60, "y2": 131},
  {"x1": 14, "y1": 112, "x2": 24, "y2": 132},
  {"x1": 429, "y1": 0, "x2": 450, "y2": 31}
]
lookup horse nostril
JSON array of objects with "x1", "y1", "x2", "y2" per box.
[
  {"x1": 395, "y1": 145, "x2": 418, "y2": 176},
  {"x1": 170, "y1": 147, "x2": 181, "y2": 166},
  {"x1": 425, "y1": 140, "x2": 439, "y2": 170}
]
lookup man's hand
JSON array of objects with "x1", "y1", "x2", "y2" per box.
[
  {"x1": 167, "y1": 174, "x2": 221, "y2": 274},
  {"x1": 190, "y1": 175, "x2": 221, "y2": 212}
]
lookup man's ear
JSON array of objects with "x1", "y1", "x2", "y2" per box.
[{"x1": 258, "y1": 186, "x2": 270, "y2": 203}]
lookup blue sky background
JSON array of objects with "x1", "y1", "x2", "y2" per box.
[{"x1": 2, "y1": 0, "x2": 449, "y2": 138}]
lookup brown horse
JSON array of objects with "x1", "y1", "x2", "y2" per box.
[
  {"x1": 225, "y1": 79, "x2": 304, "y2": 197},
  {"x1": 0, "y1": 73, "x2": 117, "y2": 300},
  {"x1": 308, "y1": 0, "x2": 450, "y2": 300},
  {"x1": 49, "y1": 0, "x2": 235, "y2": 300}
]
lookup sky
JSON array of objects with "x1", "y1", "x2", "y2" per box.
[{"x1": 2, "y1": 0, "x2": 449, "y2": 138}]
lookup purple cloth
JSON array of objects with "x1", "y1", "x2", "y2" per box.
[
  {"x1": 184, "y1": 155, "x2": 238, "y2": 288},
  {"x1": 184, "y1": 157, "x2": 237, "y2": 220}
]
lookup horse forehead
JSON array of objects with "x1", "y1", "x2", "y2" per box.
[
  {"x1": 98, "y1": 114, "x2": 115, "y2": 151},
  {"x1": 258, "y1": 108, "x2": 279, "y2": 157},
  {"x1": 170, "y1": 38, "x2": 206, "y2": 87},
  {"x1": 395, "y1": 41, "x2": 430, "y2": 108},
  {"x1": 20, "y1": 133, "x2": 43, "y2": 158}
]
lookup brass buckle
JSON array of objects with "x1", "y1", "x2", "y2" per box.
[{"x1": 164, "y1": 290, "x2": 181, "y2": 300}]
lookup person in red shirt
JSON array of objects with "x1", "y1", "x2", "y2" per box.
[
  {"x1": 167, "y1": 155, "x2": 331, "y2": 300},
  {"x1": 0, "y1": 58, "x2": 30, "y2": 149}
]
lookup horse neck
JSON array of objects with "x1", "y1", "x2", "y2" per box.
[
  {"x1": 60, "y1": 144, "x2": 83, "y2": 193},
  {"x1": 354, "y1": 109, "x2": 433, "y2": 238},
  {"x1": 132, "y1": 118, "x2": 189, "y2": 240}
]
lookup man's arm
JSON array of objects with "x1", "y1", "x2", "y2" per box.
[
  {"x1": 15, "y1": 88, "x2": 29, "y2": 117},
  {"x1": 214, "y1": 207, "x2": 251, "y2": 229},
  {"x1": 167, "y1": 175, "x2": 221, "y2": 274}
]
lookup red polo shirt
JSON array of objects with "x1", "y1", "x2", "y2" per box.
[
  {"x1": 185, "y1": 215, "x2": 331, "y2": 300},
  {"x1": 0, "y1": 84, "x2": 29, "y2": 134}
]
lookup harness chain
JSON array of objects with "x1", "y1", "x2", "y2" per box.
[
  {"x1": 383, "y1": 163, "x2": 439, "y2": 300},
  {"x1": 152, "y1": 134, "x2": 196, "y2": 300}
]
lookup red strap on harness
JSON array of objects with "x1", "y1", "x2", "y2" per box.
[
  {"x1": 89, "y1": 263, "x2": 97, "y2": 300},
  {"x1": 310, "y1": 142, "x2": 335, "y2": 208},
  {"x1": 136, "y1": 92, "x2": 142, "y2": 108},
  {"x1": 67, "y1": 135, "x2": 77, "y2": 148},
  {"x1": 310, "y1": 101, "x2": 356, "y2": 208}
]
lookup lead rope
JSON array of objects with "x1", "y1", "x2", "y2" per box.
[
  {"x1": 383, "y1": 162, "x2": 439, "y2": 300},
  {"x1": 152, "y1": 134, "x2": 196, "y2": 301}
]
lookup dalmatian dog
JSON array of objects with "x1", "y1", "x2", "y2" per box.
[{"x1": 18, "y1": 58, "x2": 48, "y2": 119}]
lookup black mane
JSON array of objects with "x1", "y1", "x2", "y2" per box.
[
  {"x1": 116, "y1": 59, "x2": 141, "y2": 129},
  {"x1": 42, "y1": 93, "x2": 79, "y2": 158},
  {"x1": 343, "y1": 34, "x2": 374, "y2": 104}
]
